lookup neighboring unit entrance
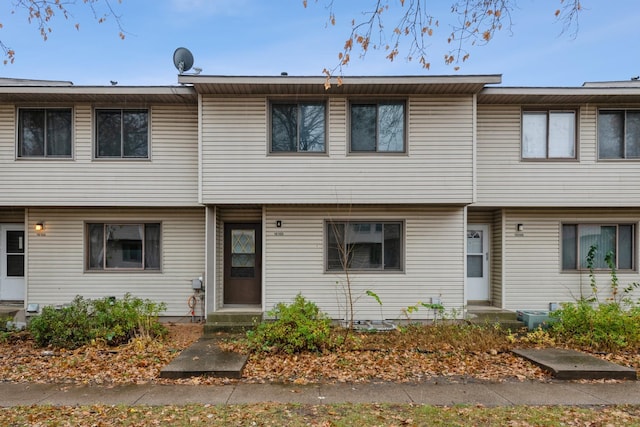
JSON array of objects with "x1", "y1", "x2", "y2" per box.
[
  {"x1": 0, "y1": 224, "x2": 25, "y2": 301},
  {"x1": 224, "y1": 223, "x2": 262, "y2": 304},
  {"x1": 466, "y1": 224, "x2": 490, "y2": 301}
]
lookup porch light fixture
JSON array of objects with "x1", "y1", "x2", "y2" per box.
[
  {"x1": 516, "y1": 223, "x2": 524, "y2": 232},
  {"x1": 35, "y1": 222, "x2": 45, "y2": 232}
]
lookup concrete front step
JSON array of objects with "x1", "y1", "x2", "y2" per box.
[
  {"x1": 467, "y1": 308, "x2": 526, "y2": 330},
  {"x1": 204, "y1": 312, "x2": 263, "y2": 334}
]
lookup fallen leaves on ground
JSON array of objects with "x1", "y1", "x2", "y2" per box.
[{"x1": 0, "y1": 324, "x2": 637, "y2": 386}]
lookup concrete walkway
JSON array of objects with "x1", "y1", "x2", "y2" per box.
[{"x1": 1, "y1": 380, "x2": 639, "y2": 407}]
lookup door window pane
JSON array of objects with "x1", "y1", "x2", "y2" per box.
[
  {"x1": 231, "y1": 229, "x2": 255, "y2": 277},
  {"x1": 467, "y1": 230, "x2": 483, "y2": 253},
  {"x1": 6, "y1": 230, "x2": 24, "y2": 277},
  {"x1": 467, "y1": 255, "x2": 483, "y2": 278}
]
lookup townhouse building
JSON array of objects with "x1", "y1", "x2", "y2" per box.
[{"x1": 1, "y1": 75, "x2": 639, "y2": 321}]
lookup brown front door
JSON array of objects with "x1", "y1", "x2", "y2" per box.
[{"x1": 224, "y1": 223, "x2": 262, "y2": 304}]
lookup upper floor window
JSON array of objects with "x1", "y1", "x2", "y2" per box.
[
  {"x1": 86, "y1": 222, "x2": 161, "y2": 271},
  {"x1": 562, "y1": 223, "x2": 635, "y2": 271},
  {"x1": 326, "y1": 221, "x2": 403, "y2": 272},
  {"x1": 95, "y1": 109, "x2": 149, "y2": 158},
  {"x1": 522, "y1": 110, "x2": 576, "y2": 159},
  {"x1": 270, "y1": 102, "x2": 325, "y2": 153},
  {"x1": 350, "y1": 102, "x2": 405, "y2": 153},
  {"x1": 598, "y1": 110, "x2": 640, "y2": 159},
  {"x1": 17, "y1": 108, "x2": 72, "y2": 158}
]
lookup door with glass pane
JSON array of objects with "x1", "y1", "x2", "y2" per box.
[
  {"x1": 224, "y1": 223, "x2": 262, "y2": 304},
  {"x1": 0, "y1": 224, "x2": 25, "y2": 301},
  {"x1": 467, "y1": 225, "x2": 490, "y2": 301}
]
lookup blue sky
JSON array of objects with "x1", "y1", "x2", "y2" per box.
[{"x1": 0, "y1": 0, "x2": 638, "y2": 87}]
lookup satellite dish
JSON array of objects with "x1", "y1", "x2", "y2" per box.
[{"x1": 173, "y1": 47, "x2": 194, "y2": 74}]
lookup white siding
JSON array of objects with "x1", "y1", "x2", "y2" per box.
[
  {"x1": 502, "y1": 208, "x2": 640, "y2": 310},
  {"x1": 262, "y1": 205, "x2": 465, "y2": 320},
  {"x1": 0, "y1": 104, "x2": 199, "y2": 206},
  {"x1": 201, "y1": 96, "x2": 474, "y2": 204},
  {"x1": 25, "y1": 207, "x2": 205, "y2": 316},
  {"x1": 477, "y1": 104, "x2": 640, "y2": 207}
]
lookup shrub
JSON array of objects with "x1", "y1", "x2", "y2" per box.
[
  {"x1": 247, "y1": 294, "x2": 332, "y2": 354},
  {"x1": 28, "y1": 294, "x2": 167, "y2": 349},
  {"x1": 550, "y1": 301, "x2": 640, "y2": 352},
  {"x1": 549, "y1": 244, "x2": 640, "y2": 352}
]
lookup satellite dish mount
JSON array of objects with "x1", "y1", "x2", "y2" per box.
[{"x1": 173, "y1": 47, "x2": 194, "y2": 74}]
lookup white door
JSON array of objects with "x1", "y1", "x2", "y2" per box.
[
  {"x1": 466, "y1": 224, "x2": 490, "y2": 301},
  {"x1": 0, "y1": 224, "x2": 25, "y2": 301}
]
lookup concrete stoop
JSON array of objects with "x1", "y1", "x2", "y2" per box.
[
  {"x1": 204, "y1": 312, "x2": 262, "y2": 334},
  {"x1": 466, "y1": 307, "x2": 526, "y2": 330}
]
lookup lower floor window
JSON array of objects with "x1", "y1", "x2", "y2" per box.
[
  {"x1": 562, "y1": 224, "x2": 635, "y2": 270},
  {"x1": 87, "y1": 223, "x2": 161, "y2": 270},
  {"x1": 326, "y1": 221, "x2": 402, "y2": 271}
]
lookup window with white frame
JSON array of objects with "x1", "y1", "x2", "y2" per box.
[
  {"x1": 326, "y1": 221, "x2": 402, "y2": 271},
  {"x1": 270, "y1": 102, "x2": 325, "y2": 153},
  {"x1": 95, "y1": 109, "x2": 149, "y2": 158},
  {"x1": 598, "y1": 110, "x2": 640, "y2": 159},
  {"x1": 17, "y1": 108, "x2": 72, "y2": 158},
  {"x1": 562, "y1": 223, "x2": 635, "y2": 270},
  {"x1": 350, "y1": 102, "x2": 405, "y2": 153},
  {"x1": 87, "y1": 223, "x2": 160, "y2": 271},
  {"x1": 522, "y1": 110, "x2": 576, "y2": 159}
]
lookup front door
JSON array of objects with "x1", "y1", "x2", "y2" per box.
[
  {"x1": 466, "y1": 224, "x2": 490, "y2": 301},
  {"x1": 0, "y1": 224, "x2": 25, "y2": 301},
  {"x1": 224, "y1": 223, "x2": 262, "y2": 305}
]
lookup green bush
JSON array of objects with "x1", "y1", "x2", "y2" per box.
[
  {"x1": 550, "y1": 301, "x2": 640, "y2": 352},
  {"x1": 247, "y1": 294, "x2": 332, "y2": 354},
  {"x1": 28, "y1": 294, "x2": 167, "y2": 349},
  {"x1": 549, "y1": 244, "x2": 640, "y2": 352}
]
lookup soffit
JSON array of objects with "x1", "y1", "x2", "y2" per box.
[
  {"x1": 0, "y1": 86, "x2": 197, "y2": 104},
  {"x1": 478, "y1": 87, "x2": 640, "y2": 105},
  {"x1": 178, "y1": 75, "x2": 502, "y2": 96}
]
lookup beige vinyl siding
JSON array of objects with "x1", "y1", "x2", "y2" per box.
[
  {"x1": 0, "y1": 207, "x2": 24, "y2": 223},
  {"x1": 262, "y1": 205, "x2": 465, "y2": 320},
  {"x1": 0, "y1": 104, "x2": 198, "y2": 206},
  {"x1": 491, "y1": 210, "x2": 504, "y2": 307},
  {"x1": 200, "y1": 96, "x2": 474, "y2": 204},
  {"x1": 501, "y1": 208, "x2": 640, "y2": 310},
  {"x1": 25, "y1": 207, "x2": 205, "y2": 316},
  {"x1": 477, "y1": 104, "x2": 640, "y2": 207}
]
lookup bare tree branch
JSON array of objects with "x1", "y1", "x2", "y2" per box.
[
  {"x1": 305, "y1": 0, "x2": 585, "y2": 83},
  {"x1": 1, "y1": 0, "x2": 125, "y2": 64}
]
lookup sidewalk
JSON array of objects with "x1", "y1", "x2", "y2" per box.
[{"x1": 1, "y1": 380, "x2": 639, "y2": 407}]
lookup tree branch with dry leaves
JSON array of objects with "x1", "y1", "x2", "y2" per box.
[
  {"x1": 1, "y1": 0, "x2": 125, "y2": 64},
  {"x1": 304, "y1": 0, "x2": 584, "y2": 83}
]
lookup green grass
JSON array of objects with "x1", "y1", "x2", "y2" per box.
[{"x1": 1, "y1": 404, "x2": 639, "y2": 426}]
